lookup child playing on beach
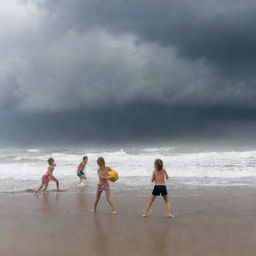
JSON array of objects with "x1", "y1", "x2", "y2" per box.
[
  {"x1": 36, "y1": 158, "x2": 60, "y2": 193},
  {"x1": 143, "y1": 159, "x2": 174, "y2": 218},
  {"x1": 92, "y1": 157, "x2": 116, "y2": 214},
  {"x1": 77, "y1": 156, "x2": 88, "y2": 185}
]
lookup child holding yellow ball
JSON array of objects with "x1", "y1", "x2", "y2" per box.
[{"x1": 92, "y1": 157, "x2": 117, "y2": 214}]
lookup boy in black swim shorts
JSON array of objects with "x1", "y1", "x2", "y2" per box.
[
  {"x1": 143, "y1": 159, "x2": 174, "y2": 218},
  {"x1": 152, "y1": 185, "x2": 168, "y2": 196}
]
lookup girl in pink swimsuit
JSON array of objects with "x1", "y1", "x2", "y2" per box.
[{"x1": 36, "y1": 158, "x2": 59, "y2": 193}]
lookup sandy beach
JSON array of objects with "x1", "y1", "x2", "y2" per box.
[
  {"x1": 1, "y1": 185, "x2": 256, "y2": 256},
  {"x1": 1, "y1": 0, "x2": 256, "y2": 254}
]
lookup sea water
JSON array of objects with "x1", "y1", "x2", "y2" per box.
[{"x1": 0, "y1": 147, "x2": 256, "y2": 193}]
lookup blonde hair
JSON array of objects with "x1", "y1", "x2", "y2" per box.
[
  {"x1": 154, "y1": 159, "x2": 163, "y2": 171},
  {"x1": 97, "y1": 156, "x2": 105, "y2": 166}
]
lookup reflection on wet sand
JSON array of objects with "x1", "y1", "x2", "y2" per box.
[
  {"x1": 92, "y1": 215, "x2": 113, "y2": 255},
  {"x1": 37, "y1": 192, "x2": 59, "y2": 215},
  {"x1": 1, "y1": 188, "x2": 256, "y2": 256}
]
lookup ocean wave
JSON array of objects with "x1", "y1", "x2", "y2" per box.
[
  {"x1": 1, "y1": 148, "x2": 256, "y2": 192},
  {"x1": 26, "y1": 149, "x2": 40, "y2": 153}
]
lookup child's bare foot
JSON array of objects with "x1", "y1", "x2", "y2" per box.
[
  {"x1": 142, "y1": 214, "x2": 148, "y2": 217},
  {"x1": 91, "y1": 208, "x2": 96, "y2": 213},
  {"x1": 112, "y1": 211, "x2": 117, "y2": 215},
  {"x1": 168, "y1": 214, "x2": 174, "y2": 218},
  {"x1": 34, "y1": 192, "x2": 40, "y2": 197}
]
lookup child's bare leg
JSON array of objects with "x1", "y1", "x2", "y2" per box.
[
  {"x1": 36, "y1": 183, "x2": 44, "y2": 193},
  {"x1": 51, "y1": 176, "x2": 59, "y2": 191},
  {"x1": 143, "y1": 195, "x2": 156, "y2": 217},
  {"x1": 92, "y1": 190, "x2": 102, "y2": 212},
  {"x1": 55, "y1": 180, "x2": 59, "y2": 191},
  {"x1": 42, "y1": 181, "x2": 49, "y2": 192},
  {"x1": 105, "y1": 190, "x2": 116, "y2": 214},
  {"x1": 162, "y1": 195, "x2": 174, "y2": 217}
]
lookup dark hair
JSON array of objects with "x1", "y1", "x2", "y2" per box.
[
  {"x1": 48, "y1": 158, "x2": 54, "y2": 165},
  {"x1": 154, "y1": 159, "x2": 163, "y2": 171},
  {"x1": 83, "y1": 156, "x2": 88, "y2": 160},
  {"x1": 97, "y1": 156, "x2": 105, "y2": 166}
]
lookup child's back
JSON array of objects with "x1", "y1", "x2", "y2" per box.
[
  {"x1": 153, "y1": 169, "x2": 168, "y2": 185},
  {"x1": 143, "y1": 159, "x2": 174, "y2": 218}
]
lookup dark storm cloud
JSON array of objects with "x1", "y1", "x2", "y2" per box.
[
  {"x1": 0, "y1": 0, "x2": 256, "y2": 145},
  {"x1": 1, "y1": 103, "x2": 256, "y2": 146},
  {"x1": 40, "y1": 0, "x2": 256, "y2": 74}
]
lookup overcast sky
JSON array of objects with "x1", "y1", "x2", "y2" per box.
[{"x1": 0, "y1": 0, "x2": 256, "y2": 146}]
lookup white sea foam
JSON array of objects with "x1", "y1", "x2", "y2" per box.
[
  {"x1": 0, "y1": 148, "x2": 256, "y2": 192},
  {"x1": 27, "y1": 149, "x2": 40, "y2": 153}
]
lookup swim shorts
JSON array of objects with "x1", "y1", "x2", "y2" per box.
[
  {"x1": 152, "y1": 185, "x2": 168, "y2": 196},
  {"x1": 97, "y1": 183, "x2": 110, "y2": 192},
  {"x1": 77, "y1": 171, "x2": 85, "y2": 177},
  {"x1": 42, "y1": 174, "x2": 50, "y2": 184}
]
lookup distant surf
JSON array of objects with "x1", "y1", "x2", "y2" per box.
[{"x1": 0, "y1": 147, "x2": 256, "y2": 193}]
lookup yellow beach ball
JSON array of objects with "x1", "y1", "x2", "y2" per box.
[{"x1": 108, "y1": 170, "x2": 119, "y2": 182}]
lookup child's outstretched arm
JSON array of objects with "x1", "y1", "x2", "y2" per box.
[
  {"x1": 164, "y1": 169, "x2": 169, "y2": 179},
  {"x1": 151, "y1": 171, "x2": 155, "y2": 183}
]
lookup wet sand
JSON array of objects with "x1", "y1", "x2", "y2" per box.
[{"x1": 1, "y1": 188, "x2": 256, "y2": 256}]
